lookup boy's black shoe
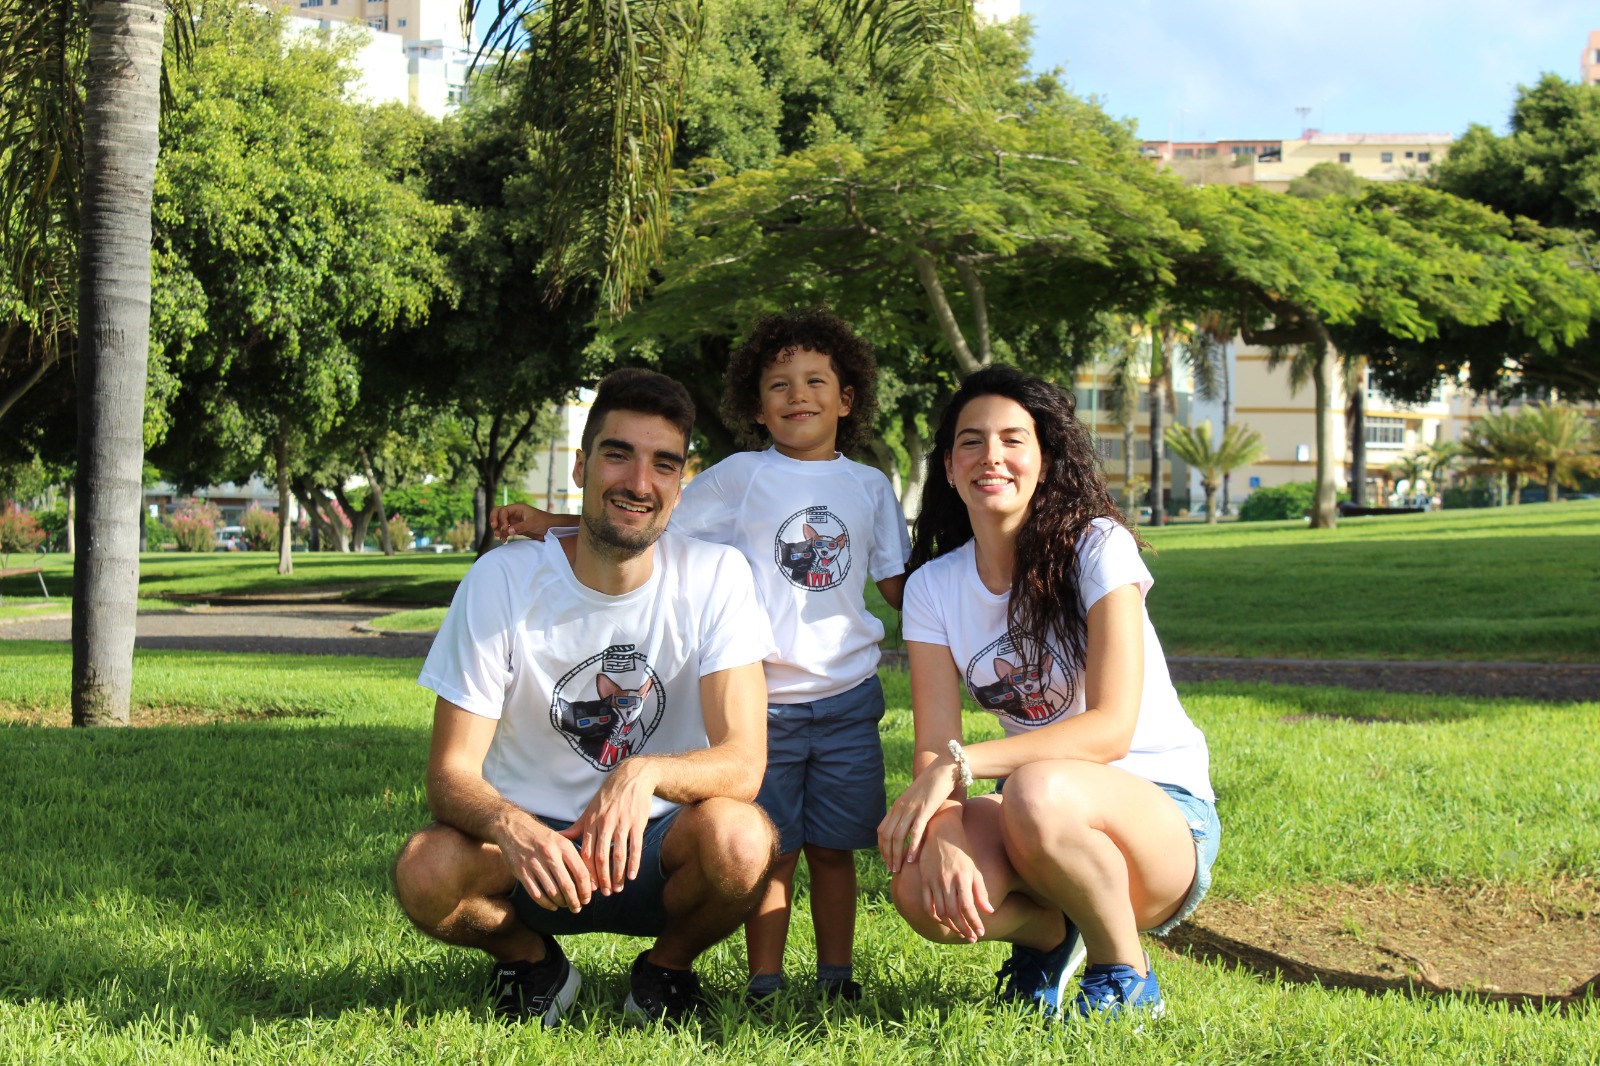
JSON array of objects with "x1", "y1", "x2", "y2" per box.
[
  {"x1": 489, "y1": 936, "x2": 581, "y2": 1027},
  {"x1": 623, "y1": 950, "x2": 707, "y2": 1023}
]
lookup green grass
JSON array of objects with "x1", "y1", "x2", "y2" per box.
[
  {"x1": 1, "y1": 642, "x2": 1595, "y2": 1063},
  {"x1": 27, "y1": 500, "x2": 1581, "y2": 663},
  {"x1": 1140, "y1": 500, "x2": 1600, "y2": 661},
  {"x1": 363, "y1": 606, "x2": 448, "y2": 633}
]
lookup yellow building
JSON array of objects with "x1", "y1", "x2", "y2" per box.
[{"x1": 1251, "y1": 131, "x2": 1452, "y2": 192}]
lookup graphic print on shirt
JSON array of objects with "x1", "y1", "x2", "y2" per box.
[
  {"x1": 551, "y1": 643, "x2": 666, "y2": 770},
  {"x1": 774, "y1": 505, "x2": 852, "y2": 591},
  {"x1": 964, "y1": 632, "x2": 1069, "y2": 726}
]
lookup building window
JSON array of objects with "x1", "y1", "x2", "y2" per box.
[
  {"x1": 1381, "y1": 151, "x2": 1394, "y2": 163},
  {"x1": 1233, "y1": 145, "x2": 1257, "y2": 156},
  {"x1": 398, "y1": 17, "x2": 406, "y2": 26},
  {"x1": 1365, "y1": 417, "x2": 1406, "y2": 447},
  {"x1": 1175, "y1": 148, "x2": 1194, "y2": 158},
  {"x1": 1338, "y1": 152, "x2": 1351, "y2": 163},
  {"x1": 1418, "y1": 152, "x2": 1431, "y2": 163}
]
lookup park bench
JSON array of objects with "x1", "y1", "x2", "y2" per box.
[{"x1": 0, "y1": 564, "x2": 50, "y2": 606}]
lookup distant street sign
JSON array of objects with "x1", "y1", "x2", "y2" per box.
[{"x1": 1249, "y1": 477, "x2": 1261, "y2": 488}]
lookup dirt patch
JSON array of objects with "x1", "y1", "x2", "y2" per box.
[
  {"x1": 0, "y1": 702, "x2": 328, "y2": 728},
  {"x1": 1168, "y1": 879, "x2": 1600, "y2": 1007}
]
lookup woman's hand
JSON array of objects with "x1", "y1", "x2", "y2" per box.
[
  {"x1": 878, "y1": 755, "x2": 958, "y2": 873},
  {"x1": 919, "y1": 824, "x2": 994, "y2": 943}
]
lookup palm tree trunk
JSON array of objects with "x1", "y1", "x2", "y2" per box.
[
  {"x1": 1148, "y1": 328, "x2": 1171, "y2": 527},
  {"x1": 1346, "y1": 387, "x2": 1367, "y2": 507},
  {"x1": 1203, "y1": 484, "x2": 1218, "y2": 523},
  {"x1": 1121, "y1": 423, "x2": 1136, "y2": 513},
  {"x1": 71, "y1": 0, "x2": 166, "y2": 728},
  {"x1": 1309, "y1": 338, "x2": 1338, "y2": 528},
  {"x1": 1220, "y1": 341, "x2": 1234, "y2": 516}
]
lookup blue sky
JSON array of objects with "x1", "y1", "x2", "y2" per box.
[{"x1": 1024, "y1": 0, "x2": 1600, "y2": 141}]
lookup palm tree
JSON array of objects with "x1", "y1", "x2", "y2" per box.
[
  {"x1": 1421, "y1": 439, "x2": 1461, "y2": 491},
  {"x1": 1460, "y1": 410, "x2": 1541, "y2": 505},
  {"x1": 1164, "y1": 420, "x2": 1266, "y2": 523},
  {"x1": 3, "y1": 0, "x2": 193, "y2": 726},
  {"x1": 1386, "y1": 453, "x2": 1427, "y2": 497},
  {"x1": 1522, "y1": 403, "x2": 1600, "y2": 503}
]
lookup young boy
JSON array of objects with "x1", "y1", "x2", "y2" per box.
[{"x1": 491, "y1": 310, "x2": 909, "y2": 1001}]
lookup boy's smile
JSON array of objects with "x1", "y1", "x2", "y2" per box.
[{"x1": 755, "y1": 346, "x2": 853, "y2": 462}]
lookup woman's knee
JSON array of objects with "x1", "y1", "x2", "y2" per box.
[{"x1": 999, "y1": 764, "x2": 1095, "y2": 863}]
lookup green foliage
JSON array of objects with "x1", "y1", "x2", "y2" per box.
[
  {"x1": 1237, "y1": 480, "x2": 1342, "y2": 522},
  {"x1": 1163, "y1": 420, "x2": 1267, "y2": 521},
  {"x1": 1286, "y1": 161, "x2": 1365, "y2": 200},
  {"x1": 240, "y1": 504, "x2": 279, "y2": 552},
  {"x1": 143, "y1": 511, "x2": 173, "y2": 549},
  {"x1": 443, "y1": 519, "x2": 476, "y2": 553},
  {"x1": 147, "y1": 2, "x2": 448, "y2": 488},
  {"x1": 383, "y1": 482, "x2": 474, "y2": 543},
  {"x1": 384, "y1": 514, "x2": 414, "y2": 553}
]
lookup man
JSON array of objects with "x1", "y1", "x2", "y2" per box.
[{"x1": 393, "y1": 369, "x2": 778, "y2": 1026}]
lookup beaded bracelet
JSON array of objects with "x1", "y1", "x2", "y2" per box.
[{"x1": 947, "y1": 739, "x2": 974, "y2": 790}]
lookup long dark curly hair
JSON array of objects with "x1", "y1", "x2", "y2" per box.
[
  {"x1": 910, "y1": 365, "x2": 1138, "y2": 692},
  {"x1": 721, "y1": 309, "x2": 880, "y2": 455}
]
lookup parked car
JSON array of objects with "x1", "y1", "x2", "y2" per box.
[{"x1": 215, "y1": 525, "x2": 246, "y2": 551}]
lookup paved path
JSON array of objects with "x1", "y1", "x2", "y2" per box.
[
  {"x1": 6, "y1": 604, "x2": 1596, "y2": 700},
  {"x1": 0, "y1": 603, "x2": 433, "y2": 659}
]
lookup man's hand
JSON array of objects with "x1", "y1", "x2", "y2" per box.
[
  {"x1": 560, "y1": 756, "x2": 662, "y2": 896},
  {"x1": 492, "y1": 807, "x2": 594, "y2": 913}
]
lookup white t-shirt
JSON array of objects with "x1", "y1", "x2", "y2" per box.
[
  {"x1": 901, "y1": 518, "x2": 1213, "y2": 801},
  {"x1": 670, "y1": 448, "x2": 911, "y2": 702},
  {"x1": 418, "y1": 529, "x2": 777, "y2": 822}
]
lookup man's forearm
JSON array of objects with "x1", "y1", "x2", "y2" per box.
[
  {"x1": 427, "y1": 765, "x2": 528, "y2": 844},
  {"x1": 632, "y1": 743, "x2": 765, "y2": 806}
]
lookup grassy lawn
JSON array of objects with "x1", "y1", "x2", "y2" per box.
[
  {"x1": 6, "y1": 500, "x2": 1598, "y2": 661},
  {"x1": 1139, "y1": 500, "x2": 1600, "y2": 662},
  {"x1": 1, "y1": 642, "x2": 1594, "y2": 1063}
]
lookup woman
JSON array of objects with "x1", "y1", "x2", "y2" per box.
[{"x1": 878, "y1": 365, "x2": 1219, "y2": 1020}]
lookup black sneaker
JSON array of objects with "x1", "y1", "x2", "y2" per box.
[
  {"x1": 816, "y1": 977, "x2": 863, "y2": 1001},
  {"x1": 622, "y1": 950, "x2": 707, "y2": 1023},
  {"x1": 489, "y1": 936, "x2": 582, "y2": 1027}
]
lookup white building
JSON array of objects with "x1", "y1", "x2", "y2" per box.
[{"x1": 274, "y1": 0, "x2": 472, "y2": 117}]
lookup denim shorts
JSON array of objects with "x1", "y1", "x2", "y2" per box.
[
  {"x1": 1148, "y1": 782, "x2": 1221, "y2": 936},
  {"x1": 507, "y1": 806, "x2": 681, "y2": 939},
  {"x1": 756, "y1": 675, "x2": 886, "y2": 854}
]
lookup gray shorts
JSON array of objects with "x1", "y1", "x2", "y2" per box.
[
  {"x1": 756, "y1": 675, "x2": 886, "y2": 854},
  {"x1": 1148, "y1": 782, "x2": 1221, "y2": 936}
]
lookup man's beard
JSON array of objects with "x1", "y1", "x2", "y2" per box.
[{"x1": 582, "y1": 492, "x2": 667, "y2": 558}]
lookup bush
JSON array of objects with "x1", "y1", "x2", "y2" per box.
[
  {"x1": 145, "y1": 513, "x2": 174, "y2": 549},
  {"x1": 242, "y1": 505, "x2": 280, "y2": 552},
  {"x1": 384, "y1": 483, "x2": 474, "y2": 542},
  {"x1": 1238, "y1": 480, "x2": 1349, "y2": 522},
  {"x1": 0, "y1": 504, "x2": 46, "y2": 559},
  {"x1": 386, "y1": 514, "x2": 415, "y2": 552},
  {"x1": 444, "y1": 519, "x2": 476, "y2": 553},
  {"x1": 35, "y1": 502, "x2": 69, "y2": 552},
  {"x1": 169, "y1": 497, "x2": 223, "y2": 552}
]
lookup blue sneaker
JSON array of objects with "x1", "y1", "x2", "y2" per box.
[
  {"x1": 994, "y1": 921, "x2": 1087, "y2": 1014},
  {"x1": 1072, "y1": 952, "x2": 1164, "y2": 1021}
]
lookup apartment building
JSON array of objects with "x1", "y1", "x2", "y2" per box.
[{"x1": 270, "y1": 0, "x2": 472, "y2": 117}]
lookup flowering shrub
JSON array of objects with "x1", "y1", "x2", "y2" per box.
[
  {"x1": 169, "y1": 497, "x2": 222, "y2": 552},
  {"x1": 242, "y1": 505, "x2": 280, "y2": 552},
  {"x1": 0, "y1": 504, "x2": 46, "y2": 561},
  {"x1": 386, "y1": 514, "x2": 415, "y2": 552},
  {"x1": 444, "y1": 519, "x2": 475, "y2": 553}
]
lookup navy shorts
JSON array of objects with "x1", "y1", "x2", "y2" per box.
[
  {"x1": 507, "y1": 807, "x2": 681, "y2": 939},
  {"x1": 756, "y1": 675, "x2": 886, "y2": 854}
]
